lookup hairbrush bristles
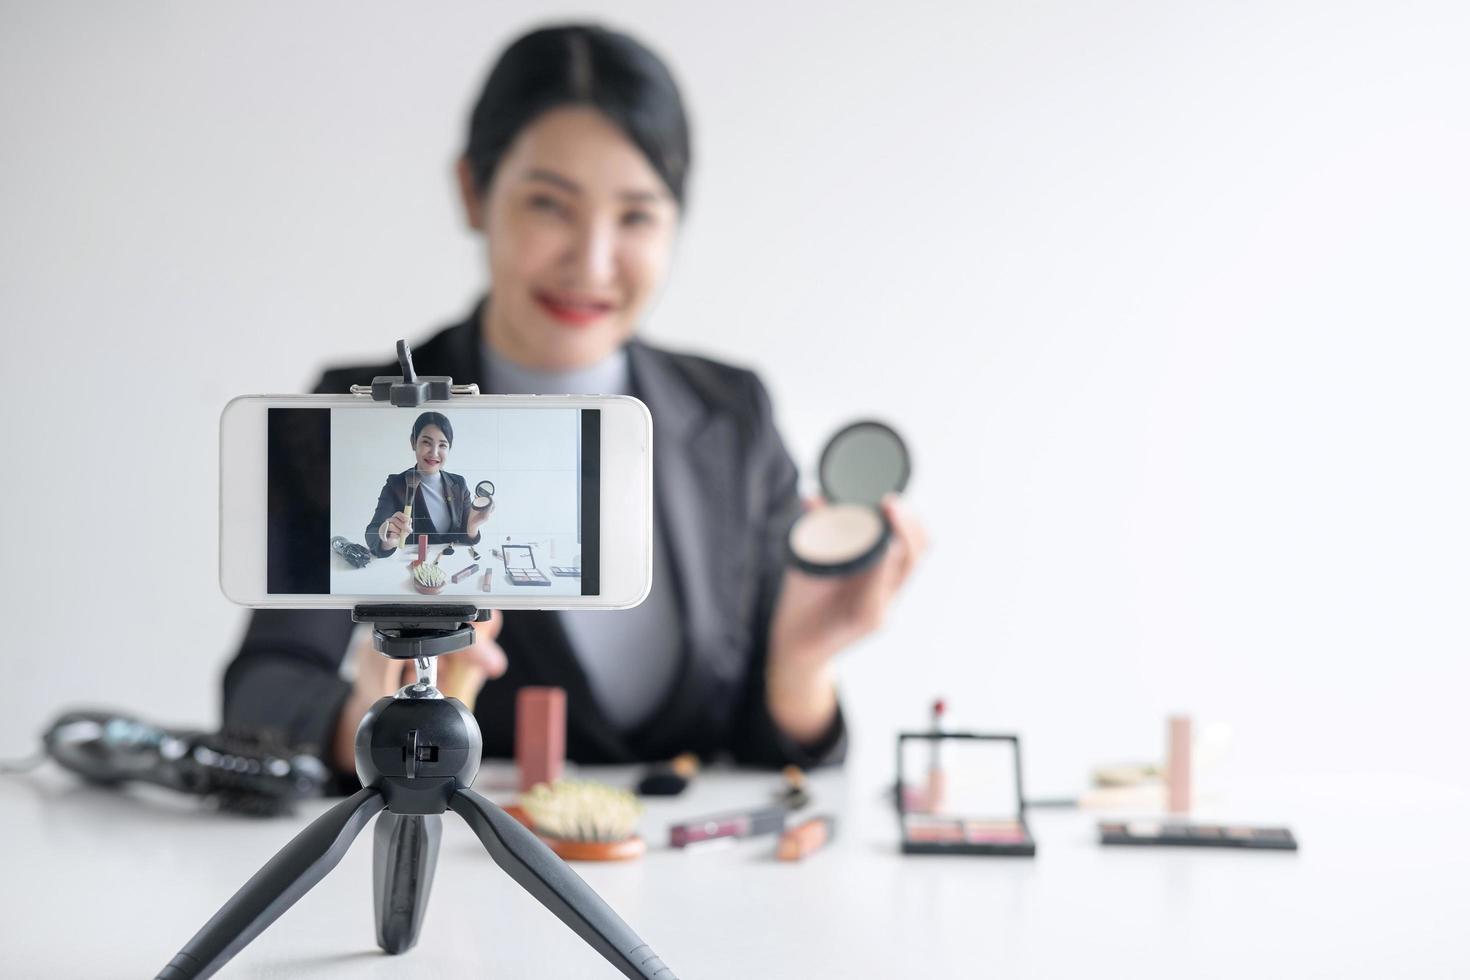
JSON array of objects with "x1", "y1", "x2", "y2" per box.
[
  {"x1": 523, "y1": 781, "x2": 642, "y2": 842},
  {"x1": 520, "y1": 781, "x2": 646, "y2": 860},
  {"x1": 412, "y1": 563, "x2": 446, "y2": 588}
]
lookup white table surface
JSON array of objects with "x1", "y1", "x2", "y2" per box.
[{"x1": 3, "y1": 759, "x2": 1467, "y2": 978}]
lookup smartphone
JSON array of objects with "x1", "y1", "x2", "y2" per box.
[{"x1": 219, "y1": 394, "x2": 652, "y2": 609}]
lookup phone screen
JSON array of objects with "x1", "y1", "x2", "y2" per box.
[{"x1": 266, "y1": 405, "x2": 600, "y2": 597}]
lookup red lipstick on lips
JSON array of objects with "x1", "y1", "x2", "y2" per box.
[{"x1": 533, "y1": 290, "x2": 615, "y2": 327}]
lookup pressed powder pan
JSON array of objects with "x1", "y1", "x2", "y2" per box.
[
  {"x1": 787, "y1": 420, "x2": 910, "y2": 576},
  {"x1": 472, "y1": 479, "x2": 496, "y2": 511}
]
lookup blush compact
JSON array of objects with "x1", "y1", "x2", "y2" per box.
[
  {"x1": 472, "y1": 479, "x2": 496, "y2": 511},
  {"x1": 787, "y1": 420, "x2": 910, "y2": 576}
]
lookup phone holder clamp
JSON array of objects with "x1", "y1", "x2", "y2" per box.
[{"x1": 349, "y1": 338, "x2": 480, "y2": 407}]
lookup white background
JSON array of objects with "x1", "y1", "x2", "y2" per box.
[{"x1": 1, "y1": 1, "x2": 1466, "y2": 815}]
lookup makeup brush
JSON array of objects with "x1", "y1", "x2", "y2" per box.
[
  {"x1": 400, "y1": 471, "x2": 420, "y2": 551},
  {"x1": 516, "y1": 780, "x2": 646, "y2": 861}
]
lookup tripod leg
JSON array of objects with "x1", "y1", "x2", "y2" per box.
[
  {"x1": 373, "y1": 811, "x2": 442, "y2": 954},
  {"x1": 156, "y1": 787, "x2": 385, "y2": 980},
  {"x1": 448, "y1": 788, "x2": 676, "y2": 980}
]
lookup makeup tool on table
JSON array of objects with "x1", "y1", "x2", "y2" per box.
[
  {"x1": 516, "y1": 687, "x2": 566, "y2": 792},
  {"x1": 515, "y1": 781, "x2": 646, "y2": 861},
  {"x1": 438, "y1": 544, "x2": 455, "y2": 561},
  {"x1": 636, "y1": 752, "x2": 699, "y2": 796},
  {"x1": 787, "y1": 420, "x2": 910, "y2": 576},
  {"x1": 669, "y1": 803, "x2": 788, "y2": 848},
  {"x1": 778, "y1": 815, "x2": 837, "y2": 862},
  {"x1": 1100, "y1": 820, "x2": 1297, "y2": 851},
  {"x1": 777, "y1": 766, "x2": 811, "y2": 810},
  {"x1": 502, "y1": 543, "x2": 552, "y2": 586},
  {"x1": 469, "y1": 546, "x2": 481, "y2": 561},
  {"x1": 411, "y1": 562, "x2": 446, "y2": 595},
  {"x1": 330, "y1": 536, "x2": 373, "y2": 568},
  {"x1": 897, "y1": 732, "x2": 1036, "y2": 856},
  {"x1": 0, "y1": 708, "x2": 328, "y2": 817}
]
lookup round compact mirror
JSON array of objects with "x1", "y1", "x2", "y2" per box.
[
  {"x1": 472, "y1": 479, "x2": 496, "y2": 511},
  {"x1": 787, "y1": 420, "x2": 910, "y2": 576}
]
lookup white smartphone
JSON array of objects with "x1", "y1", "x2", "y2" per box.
[{"x1": 219, "y1": 394, "x2": 652, "y2": 609}]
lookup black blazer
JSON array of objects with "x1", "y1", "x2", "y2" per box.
[
  {"x1": 364, "y1": 468, "x2": 480, "y2": 557},
  {"x1": 222, "y1": 303, "x2": 847, "y2": 786}
]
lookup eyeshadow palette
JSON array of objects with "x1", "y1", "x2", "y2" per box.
[
  {"x1": 902, "y1": 815, "x2": 1035, "y2": 856},
  {"x1": 896, "y1": 732, "x2": 1036, "y2": 857},
  {"x1": 1099, "y1": 821, "x2": 1298, "y2": 851}
]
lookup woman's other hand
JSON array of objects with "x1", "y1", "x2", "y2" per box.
[
  {"x1": 380, "y1": 511, "x2": 412, "y2": 550},
  {"x1": 330, "y1": 611, "x2": 508, "y2": 773},
  {"x1": 466, "y1": 497, "x2": 494, "y2": 537},
  {"x1": 765, "y1": 494, "x2": 928, "y2": 743}
]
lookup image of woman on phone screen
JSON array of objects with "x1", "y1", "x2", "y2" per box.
[
  {"x1": 223, "y1": 23, "x2": 928, "y2": 788},
  {"x1": 365, "y1": 410, "x2": 492, "y2": 557}
]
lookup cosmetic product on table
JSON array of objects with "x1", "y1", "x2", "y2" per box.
[
  {"x1": 927, "y1": 698, "x2": 946, "y2": 812},
  {"x1": 515, "y1": 686, "x2": 566, "y2": 792},
  {"x1": 669, "y1": 804, "x2": 788, "y2": 848},
  {"x1": 411, "y1": 562, "x2": 446, "y2": 595},
  {"x1": 516, "y1": 780, "x2": 646, "y2": 861},
  {"x1": 637, "y1": 752, "x2": 700, "y2": 796},
  {"x1": 417, "y1": 532, "x2": 428, "y2": 564},
  {"x1": 502, "y1": 543, "x2": 552, "y2": 586},
  {"x1": 451, "y1": 562, "x2": 480, "y2": 584},
  {"x1": 550, "y1": 565, "x2": 581, "y2": 578},
  {"x1": 897, "y1": 731, "x2": 1036, "y2": 857},
  {"x1": 777, "y1": 766, "x2": 811, "y2": 810},
  {"x1": 481, "y1": 568, "x2": 494, "y2": 592},
  {"x1": 438, "y1": 544, "x2": 455, "y2": 561},
  {"x1": 469, "y1": 546, "x2": 481, "y2": 561},
  {"x1": 1166, "y1": 715, "x2": 1192, "y2": 815},
  {"x1": 778, "y1": 815, "x2": 837, "y2": 862},
  {"x1": 787, "y1": 420, "x2": 911, "y2": 576},
  {"x1": 1100, "y1": 821, "x2": 1297, "y2": 851}
]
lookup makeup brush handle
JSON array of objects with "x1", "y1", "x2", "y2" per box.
[{"x1": 437, "y1": 658, "x2": 481, "y2": 712}]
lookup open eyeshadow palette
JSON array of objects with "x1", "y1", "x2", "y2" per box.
[
  {"x1": 1099, "y1": 820, "x2": 1298, "y2": 851},
  {"x1": 501, "y1": 544, "x2": 551, "y2": 586},
  {"x1": 896, "y1": 732, "x2": 1036, "y2": 857}
]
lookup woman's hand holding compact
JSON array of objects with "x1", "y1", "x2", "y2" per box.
[
  {"x1": 466, "y1": 497, "x2": 494, "y2": 537},
  {"x1": 765, "y1": 494, "x2": 928, "y2": 744}
]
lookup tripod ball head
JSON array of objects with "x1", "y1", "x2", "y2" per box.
[{"x1": 355, "y1": 696, "x2": 482, "y2": 814}]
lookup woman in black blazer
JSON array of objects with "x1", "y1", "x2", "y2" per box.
[
  {"x1": 363, "y1": 410, "x2": 492, "y2": 557},
  {"x1": 222, "y1": 25, "x2": 926, "y2": 786}
]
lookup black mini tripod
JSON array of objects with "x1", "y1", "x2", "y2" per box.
[
  {"x1": 156, "y1": 605, "x2": 674, "y2": 979},
  {"x1": 156, "y1": 343, "x2": 674, "y2": 978}
]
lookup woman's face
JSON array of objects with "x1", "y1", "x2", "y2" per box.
[
  {"x1": 460, "y1": 106, "x2": 680, "y2": 371},
  {"x1": 414, "y1": 425, "x2": 451, "y2": 474}
]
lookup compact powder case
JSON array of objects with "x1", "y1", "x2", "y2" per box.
[
  {"x1": 787, "y1": 420, "x2": 910, "y2": 576},
  {"x1": 472, "y1": 479, "x2": 496, "y2": 511}
]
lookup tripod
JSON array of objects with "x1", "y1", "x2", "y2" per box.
[{"x1": 155, "y1": 605, "x2": 675, "y2": 979}]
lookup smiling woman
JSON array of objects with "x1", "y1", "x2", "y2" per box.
[
  {"x1": 364, "y1": 411, "x2": 492, "y2": 558},
  {"x1": 221, "y1": 23, "x2": 927, "y2": 787}
]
